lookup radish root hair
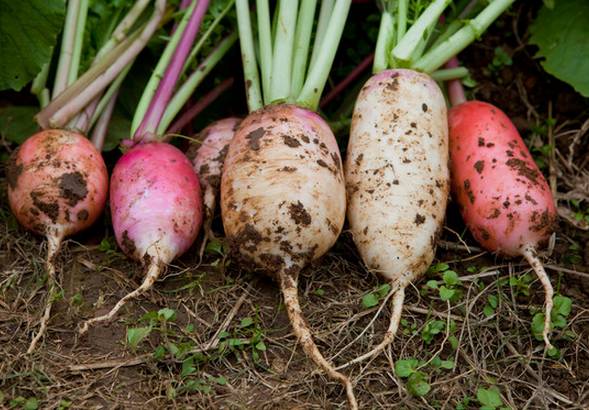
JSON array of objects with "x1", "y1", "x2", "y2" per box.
[
  {"x1": 521, "y1": 245, "x2": 554, "y2": 350},
  {"x1": 279, "y1": 274, "x2": 358, "y2": 410},
  {"x1": 27, "y1": 234, "x2": 63, "y2": 354},
  {"x1": 338, "y1": 276, "x2": 409, "y2": 370},
  {"x1": 79, "y1": 260, "x2": 161, "y2": 335}
]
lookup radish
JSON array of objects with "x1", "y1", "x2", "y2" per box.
[
  {"x1": 224, "y1": 1, "x2": 355, "y2": 407},
  {"x1": 79, "y1": 0, "x2": 236, "y2": 333},
  {"x1": 6, "y1": 0, "x2": 166, "y2": 353},
  {"x1": 188, "y1": 117, "x2": 241, "y2": 258},
  {"x1": 340, "y1": 0, "x2": 514, "y2": 368},
  {"x1": 446, "y1": 57, "x2": 557, "y2": 348}
]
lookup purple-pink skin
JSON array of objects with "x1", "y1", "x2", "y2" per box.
[
  {"x1": 111, "y1": 142, "x2": 202, "y2": 263},
  {"x1": 78, "y1": 142, "x2": 202, "y2": 334},
  {"x1": 133, "y1": 0, "x2": 210, "y2": 141}
]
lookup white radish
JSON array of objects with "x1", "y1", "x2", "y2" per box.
[
  {"x1": 189, "y1": 117, "x2": 240, "y2": 257},
  {"x1": 343, "y1": 69, "x2": 449, "y2": 366},
  {"x1": 221, "y1": 104, "x2": 353, "y2": 405}
]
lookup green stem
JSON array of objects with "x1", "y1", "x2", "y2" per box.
[
  {"x1": 290, "y1": 0, "x2": 317, "y2": 97},
  {"x1": 97, "y1": 0, "x2": 151, "y2": 59},
  {"x1": 157, "y1": 32, "x2": 237, "y2": 135},
  {"x1": 88, "y1": 63, "x2": 134, "y2": 131},
  {"x1": 183, "y1": 0, "x2": 235, "y2": 76},
  {"x1": 430, "y1": 0, "x2": 482, "y2": 49},
  {"x1": 235, "y1": 0, "x2": 263, "y2": 111},
  {"x1": 392, "y1": 0, "x2": 450, "y2": 63},
  {"x1": 269, "y1": 0, "x2": 299, "y2": 103},
  {"x1": 31, "y1": 63, "x2": 51, "y2": 108},
  {"x1": 37, "y1": 0, "x2": 166, "y2": 129},
  {"x1": 297, "y1": 0, "x2": 351, "y2": 111},
  {"x1": 256, "y1": 0, "x2": 273, "y2": 102},
  {"x1": 396, "y1": 0, "x2": 408, "y2": 41},
  {"x1": 430, "y1": 66, "x2": 468, "y2": 81},
  {"x1": 409, "y1": 22, "x2": 435, "y2": 63},
  {"x1": 413, "y1": 0, "x2": 514, "y2": 73},
  {"x1": 373, "y1": 11, "x2": 394, "y2": 73},
  {"x1": 67, "y1": 0, "x2": 89, "y2": 86},
  {"x1": 53, "y1": 0, "x2": 81, "y2": 98},
  {"x1": 131, "y1": 0, "x2": 197, "y2": 135},
  {"x1": 308, "y1": 0, "x2": 334, "y2": 70}
]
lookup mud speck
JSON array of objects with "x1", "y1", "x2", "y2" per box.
[
  {"x1": 281, "y1": 135, "x2": 301, "y2": 148},
  {"x1": 474, "y1": 160, "x2": 485, "y2": 174},
  {"x1": 30, "y1": 192, "x2": 59, "y2": 223},
  {"x1": 505, "y1": 158, "x2": 539, "y2": 184},
  {"x1": 122, "y1": 230, "x2": 137, "y2": 255},
  {"x1": 414, "y1": 214, "x2": 426, "y2": 225},
  {"x1": 77, "y1": 209, "x2": 89, "y2": 221},
  {"x1": 58, "y1": 171, "x2": 88, "y2": 206},
  {"x1": 6, "y1": 152, "x2": 23, "y2": 189},
  {"x1": 288, "y1": 201, "x2": 311, "y2": 226},
  {"x1": 246, "y1": 127, "x2": 265, "y2": 150},
  {"x1": 355, "y1": 154, "x2": 364, "y2": 166},
  {"x1": 234, "y1": 224, "x2": 264, "y2": 252},
  {"x1": 464, "y1": 179, "x2": 475, "y2": 204}
]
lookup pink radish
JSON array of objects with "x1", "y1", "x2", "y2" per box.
[
  {"x1": 79, "y1": 0, "x2": 236, "y2": 333},
  {"x1": 189, "y1": 117, "x2": 240, "y2": 258},
  {"x1": 78, "y1": 143, "x2": 202, "y2": 333},
  {"x1": 5, "y1": 0, "x2": 166, "y2": 352},
  {"x1": 447, "y1": 60, "x2": 557, "y2": 347},
  {"x1": 227, "y1": 0, "x2": 356, "y2": 407},
  {"x1": 7, "y1": 130, "x2": 108, "y2": 352}
]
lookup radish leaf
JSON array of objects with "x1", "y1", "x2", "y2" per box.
[
  {"x1": 530, "y1": 0, "x2": 589, "y2": 97},
  {"x1": 0, "y1": 0, "x2": 65, "y2": 91}
]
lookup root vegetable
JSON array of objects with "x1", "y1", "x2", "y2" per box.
[
  {"x1": 79, "y1": 142, "x2": 202, "y2": 333},
  {"x1": 189, "y1": 117, "x2": 240, "y2": 258},
  {"x1": 448, "y1": 98, "x2": 557, "y2": 347},
  {"x1": 343, "y1": 69, "x2": 449, "y2": 366},
  {"x1": 7, "y1": 129, "x2": 108, "y2": 352}
]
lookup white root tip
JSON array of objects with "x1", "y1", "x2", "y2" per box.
[
  {"x1": 338, "y1": 284, "x2": 406, "y2": 370},
  {"x1": 79, "y1": 261, "x2": 161, "y2": 335},
  {"x1": 279, "y1": 275, "x2": 358, "y2": 410},
  {"x1": 27, "y1": 235, "x2": 62, "y2": 354},
  {"x1": 522, "y1": 245, "x2": 554, "y2": 350}
]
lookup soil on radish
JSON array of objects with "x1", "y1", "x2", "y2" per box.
[{"x1": 1, "y1": 2, "x2": 588, "y2": 408}]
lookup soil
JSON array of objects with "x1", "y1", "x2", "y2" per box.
[{"x1": 1, "y1": 2, "x2": 589, "y2": 409}]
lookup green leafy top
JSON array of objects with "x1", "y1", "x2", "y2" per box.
[
  {"x1": 0, "y1": 0, "x2": 66, "y2": 91},
  {"x1": 530, "y1": 0, "x2": 589, "y2": 97}
]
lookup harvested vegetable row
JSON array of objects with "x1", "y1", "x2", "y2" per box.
[
  {"x1": 7, "y1": 0, "x2": 167, "y2": 353},
  {"x1": 79, "y1": 0, "x2": 237, "y2": 334},
  {"x1": 221, "y1": 0, "x2": 356, "y2": 407},
  {"x1": 341, "y1": 0, "x2": 514, "y2": 368},
  {"x1": 446, "y1": 57, "x2": 557, "y2": 348}
]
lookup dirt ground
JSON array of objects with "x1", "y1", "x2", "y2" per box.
[{"x1": 1, "y1": 3, "x2": 589, "y2": 409}]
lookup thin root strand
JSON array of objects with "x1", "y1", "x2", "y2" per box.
[
  {"x1": 522, "y1": 245, "x2": 554, "y2": 350},
  {"x1": 79, "y1": 261, "x2": 161, "y2": 335},
  {"x1": 27, "y1": 234, "x2": 62, "y2": 354},
  {"x1": 338, "y1": 282, "x2": 406, "y2": 370},
  {"x1": 279, "y1": 275, "x2": 358, "y2": 410}
]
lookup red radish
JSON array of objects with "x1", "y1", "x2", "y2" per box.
[
  {"x1": 447, "y1": 60, "x2": 557, "y2": 347},
  {"x1": 5, "y1": 0, "x2": 165, "y2": 352},
  {"x1": 227, "y1": 1, "x2": 356, "y2": 407},
  {"x1": 7, "y1": 130, "x2": 108, "y2": 352},
  {"x1": 189, "y1": 117, "x2": 240, "y2": 258},
  {"x1": 79, "y1": 0, "x2": 235, "y2": 333}
]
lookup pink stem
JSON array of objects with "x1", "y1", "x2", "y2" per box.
[
  {"x1": 446, "y1": 56, "x2": 467, "y2": 106},
  {"x1": 167, "y1": 77, "x2": 234, "y2": 136},
  {"x1": 134, "y1": 0, "x2": 210, "y2": 141},
  {"x1": 320, "y1": 53, "x2": 374, "y2": 109}
]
